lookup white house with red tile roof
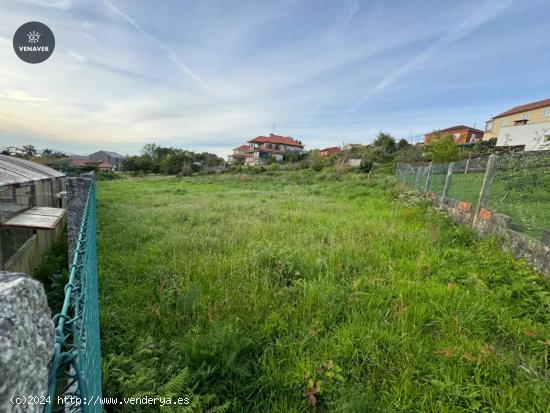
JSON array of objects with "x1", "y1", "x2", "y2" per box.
[
  {"x1": 246, "y1": 134, "x2": 304, "y2": 165},
  {"x1": 228, "y1": 134, "x2": 304, "y2": 165}
]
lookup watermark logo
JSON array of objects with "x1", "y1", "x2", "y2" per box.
[
  {"x1": 27, "y1": 30, "x2": 41, "y2": 44},
  {"x1": 13, "y1": 22, "x2": 54, "y2": 63}
]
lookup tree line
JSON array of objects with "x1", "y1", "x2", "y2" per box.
[{"x1": 121, "y1": 144, "x2": 224, "y2": 175}]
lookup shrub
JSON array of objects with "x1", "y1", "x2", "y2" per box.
[
  {"x1": 359, "y1": 158, "x2": 374, "y2": 173},
  {"x1": 96, "y1": 170, "x2": 119, "y2": 180}
]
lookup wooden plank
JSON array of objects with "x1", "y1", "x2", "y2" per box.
[
  {"x1": 22, "y1": 207, "x2": 64, "y2": 216},
  {"x1": 1, "y1": 207, "x2": 66, "y2": 229}
]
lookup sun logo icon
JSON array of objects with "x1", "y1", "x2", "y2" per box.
[{"x1": 27, "y1": 30, "x2": 41, "y2": 44}]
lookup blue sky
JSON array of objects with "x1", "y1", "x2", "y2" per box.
[{"x1": 0, "y1": 0, "x2": 549, "y2": 157}]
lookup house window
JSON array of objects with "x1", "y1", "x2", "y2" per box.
[
  {"x1": 543, "y1": 108, "x2": 550, "y2": 117},
  {"x1": 453, "y1": 133, "x2": 461, "y2": 140},
  {"x1": 500, "y1": 119, "x2": 508, "y2": 126},
  {"x1": 522, "y1": 112, "x2": 529, "y2": 120},
  {"x1": 485, "y1": 121, "x2": 493, "y2": 131},
  {"x1": 471, "y1": 133, "x2": 477, "y2": 141}
]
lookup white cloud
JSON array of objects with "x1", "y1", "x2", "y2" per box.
[
  {"x1": 67, "y1": 51, "x2": 87, "y2": 62},
  {"x1": 1, "y1": 90, "x2": 49, "y2": 103},
  {"x1": 23, "y1": 0, "x2": 72, "y2": 10}
]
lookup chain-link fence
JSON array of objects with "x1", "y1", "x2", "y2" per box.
[
  {"x1": 45, "y1": 180, "x2": 102, "y2": 413},
  {"x1": 396, "y1": 152, "x2": 550, "y2": 241}
]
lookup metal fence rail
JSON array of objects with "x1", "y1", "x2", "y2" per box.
[
  {"x1": 45, "y1": 181, "x2": 102, "y2": 413},
  {"x1": 396, "y1": 152, "x2": 550, "y2": 241}
]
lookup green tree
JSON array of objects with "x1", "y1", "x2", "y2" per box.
[
  {"x1": 123, "y1": 144, "x2": 223, "y2": 175},
  {"x1": 426, "y1": 134, "x2": 460, "y2": 163},
  {"x1": 23, "y1": 144, "x2": 37, "y2": 157},
  {"x1": 396, "y1": 144, "x2": 424, "y2": 163},
  {"x1": 397, "y1": 139, "x2": 410, "y2": 150},
  {"x1": 121, "y1": 156, "x2": 143, "y2": 173},
  {"x1": 359, "y1": 157, "x2": 374, "y2": 173},
  {"x1": 372, "y1": 132, "x2": 396, "y2": 153}
]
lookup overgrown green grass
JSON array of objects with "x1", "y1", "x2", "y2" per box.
[{"x1": 97, "y1": 171, "x2": 550, "y2": 412}]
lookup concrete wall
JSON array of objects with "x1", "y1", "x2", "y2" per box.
[{"x1": 497, "y1": 123, "x2": 550, "y2": 151}]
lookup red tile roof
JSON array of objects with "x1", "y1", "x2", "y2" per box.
[
  {"x1": 72, "y1": 159, "x2": 112, "y2": 169},
  {"x1": 248, "y1": 134, "x2": 303, "y2": 148},
  {"x1": 320, "y1": 146, "x2": 341, "y2": 155},
  {"x1": 493, "y1": 98, "x2": 550, "y2": 119},
  {"x1": 426, "y1": 125, "x2": 484, "y2": 134},
  {"x1": 233, "y1": 145, "x2": 251, "y2": 152},
  {"x1": 72, "y1": 159, "x2": 99, "y2": 167}
]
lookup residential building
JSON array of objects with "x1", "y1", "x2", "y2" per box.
[
  {"x1": 484, "y1": 98, "x2": 550, "y2": 151},
  {"x1": 89, "y1": 151, "x2": 123, "y2": 169},
  {"x1": 245, "y1": 134, "x2": 304, "y2": 165},
  {"x1": 424, "y1": 125, "x2": 484, "y2": 145},
  {"x1": 227, "y1": 145, "x2": 251, "y2": 164},
  {"x1": 342, "y1": 143, "x2": 361, "y2": 151},
  {"x1": 72, "y1": 159, "x2": 112, "y2": 171},
  {"x1": 319, "y1": 146, "x2": 341, "y2": 157},
  {"x1": 98, "y1": 162, "x2": 113, "y2": 171}
]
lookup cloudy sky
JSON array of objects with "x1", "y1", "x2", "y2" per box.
[{"x1": 0, "y1": 0, "x2": 549, "y2": 156}]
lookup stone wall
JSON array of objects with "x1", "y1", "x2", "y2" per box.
[
  {"x1": 67, "y1": 172, "x2": 94, "y2": 264},
  {"x1": 432, "y1": 195, "x2": 550, "y2": 279},
  {"x1": 0, "y1": 272, "x2": 55, "y2": 413}
]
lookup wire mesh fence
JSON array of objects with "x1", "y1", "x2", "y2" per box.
[
  {"x1": 44, "y1": 181, "x2": 102, "y2": 413},
  {"x1": 486, "y1": 153, "x2": 550, "y2": 239},
  {"x1": 396, "y1": 152, "x2": 550, "y2": 241},
  {"x1": 426, "y1": 163, "x2": 448, "y2": 194},
  {"x1": 447, "y1": 157, "x2": 488, "y2": 206}
]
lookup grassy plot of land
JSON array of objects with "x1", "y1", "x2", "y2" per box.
[{"x1": 97, "y1": 172, "x2": 550, "y2": 412}]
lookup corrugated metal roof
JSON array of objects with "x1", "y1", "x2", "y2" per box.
[{"x1": 0, "y1": 155, "x2": 65, "y2": 187}]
